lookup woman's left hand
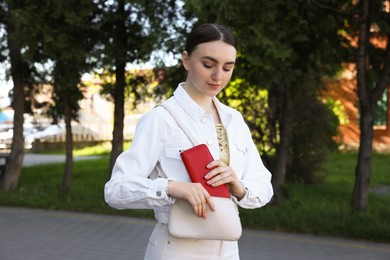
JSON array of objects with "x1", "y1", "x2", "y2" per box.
[{"x1": 205, "y1": 160, "x2": 246, "y2": 200}]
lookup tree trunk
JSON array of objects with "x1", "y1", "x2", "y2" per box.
[
  {"x1": 271, "y1": 83, "x2": 294, "y2": 203},
  {"x1": 352, "y1": 108, "x2": 374, "y2": 211},
  {"x1": 1, "y1": 11, "x2": 25, "y2": 191},
  {"x1": 61, "y1": 94, "x2": 74, "y2": 193},
  {"x1": 109, "y1": 0, "x2": 126, "y2": 177},
  {"x1": 352, "y1": 0, "x2": 390, "y2": 212},
  {"x1": 352, "y1": 0, "x2": 372, "y2": 212},
  {"x1": 109, "y1": 62, "x2": 125, "y2": 177}
]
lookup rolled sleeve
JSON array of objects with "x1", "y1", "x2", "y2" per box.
[
  {"x1": 150, "y1": 178, "x2": 175, "y2": 204},
  {"x1": 233, "y1": 179, "x2": 273, "y2": 208}
]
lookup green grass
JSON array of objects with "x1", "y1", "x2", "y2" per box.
[
  {"x1": 73, "y1": 141, "x2": 131, "y2": 156},
  {"x1": 0, "y1": 151, "x2": 389, "y2": 243},
  {"x1": 0, "y1": 156, "x2": 152, "y2": 218},
  {"x1": 240, "y1": 151, "x2": 390, "y2": 243},
  {"x1": 33, "y1": 141, "x2": 131, "y2": 156}
]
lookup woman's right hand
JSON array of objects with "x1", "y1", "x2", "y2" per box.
[{"x1": 167, "y1": 181, "x2": 215, "y2": 218}]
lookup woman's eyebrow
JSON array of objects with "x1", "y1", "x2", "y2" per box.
[{"x1": 201, "y1": 56, "x2": 235, "y2": 65}]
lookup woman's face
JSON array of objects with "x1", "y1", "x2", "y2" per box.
[{"x1": 182, "y1": 40, "x2": 237, "y2": 98}]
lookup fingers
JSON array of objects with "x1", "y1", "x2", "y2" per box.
[
  {"x1": 192, "y1": 189, "x2": 215, "y2": 218},
  {"x1": 168, "y1": 181, "x2": 218, "y2": 218},
  {"x1": 206, "y1": 171, "x2": 231, "y2": 187},
  {"x1": 206, "y1": 159, "x2": 225, "y2": 169},
  {"x1": 189, "y1": 191, "x2": 206, "y2": 217},
  {"x1": 205, "y1": 160, "x2": 228, "y2": 181},
  {"x1": 205, "y1": 166, "x2": 237, "y2": 187},
  {"x1": 205, "y1": 163, "x2": 244, "y2": 198},
  {"x1": 182, "y1": 183, "x2": 211, "y2": 218},
  {"x1": 205, "y1": 194, "x2": 215, "y2": 212}
]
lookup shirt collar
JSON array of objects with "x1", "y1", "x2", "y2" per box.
[
  {"x1": 212, "y1": 97, "x2": 233, "y2": 127},
  {"x1": 173, "y1": 83, "x2": 206, "y2": 121},
  {"x1": 173, "y1": 82, "x2": 233, "y2": 124}
]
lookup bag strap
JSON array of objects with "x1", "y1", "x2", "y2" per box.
[{"x1": 159, "y1": 103, "x2": 200, "y2": 146}]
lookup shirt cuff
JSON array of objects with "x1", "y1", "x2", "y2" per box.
[
  {"x1": 153, "y1": 178, "x2": 175, "y2": 204},
  {"x1": 231, "y1": 182, "x2": 248, "y2": 203}
]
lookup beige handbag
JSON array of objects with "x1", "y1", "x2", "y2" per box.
[
  {"x1": 168, "y1": 197, "x2": 242, "y2": 241},
  {"x1": 160, "y1": 103, "x2": 242, "y2": 241}
]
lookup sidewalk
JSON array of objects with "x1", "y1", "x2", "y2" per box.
[
  {"x1": 22, "y1": 154, "x2": 101, "y2": 167},
  {"x1": 1, "y1": 206, "x2": 389, "y2": 260}
]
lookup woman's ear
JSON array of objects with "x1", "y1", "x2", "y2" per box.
[{"x1": 182, "y1": 51, "x2": 190, "y2": 71}]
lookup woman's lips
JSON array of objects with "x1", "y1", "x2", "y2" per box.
[{"x1": 208, "y1": 83, "x2": 220, "y2": 89}]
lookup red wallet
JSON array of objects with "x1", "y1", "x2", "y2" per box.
[{"x1": 180, "y1": 144, "x2": 230, "y2": 198}]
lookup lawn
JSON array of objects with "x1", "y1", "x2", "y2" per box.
[{"x1": 0, "y1": 150, "x2": 389, "y2": 243}]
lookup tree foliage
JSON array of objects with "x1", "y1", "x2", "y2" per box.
[
  {"x1": 287, "y1": 73, "x2": 339, "y2": 184},
  {"x1": 1, "y1": 0, "x2": 388, "y2": 213},
  {"x1": 35, "y1": 0, "x2": 98, "y2": 193},
  {"x1": 93, "y1": 0, "x2": 187, "y2": 176},
  {"x1": 219, "y1": 79, "x2": 275, "y2": 162},
  {"x1": 344, "y1": 0, "x2": 390, "y2": 212},
  {"x1": 0, "y1": 0, "x2": 100, "y2": 192},
  {"x1": 184, "y1": 0, "x2": 344, "y2": 202}
]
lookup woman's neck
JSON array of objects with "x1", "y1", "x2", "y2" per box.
[
  {"x1": 183, "y1": 82, "x2": 213, "y2": 111},
  {"x1": 183, "y1": 83, "x2": 221, "y2": 123}
]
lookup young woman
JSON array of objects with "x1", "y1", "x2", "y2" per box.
[{"x1": 104, "y1": 23, "x2": 274, "y2": 260}]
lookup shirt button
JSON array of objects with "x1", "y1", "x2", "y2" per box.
[
  {"x1": 207, "y1": 140, "x2": 213, "y2": 146},
  {"x1": 201, "y1": 118, "x2": 208, "y2": 123}
]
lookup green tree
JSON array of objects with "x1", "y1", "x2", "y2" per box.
[
  {"x1": 0, "y1": 0, "x2": 52, "y2": 191},
  {"x1": 0, "y1": 0, "x2": 26, "y2": 191},
  {"x1": 94, "y1": 0, "x2": 184, "y2": 177},
  {"x1": 185, "y1": 0, "x2": 344, "y2": 202},
  {"x1": 45, "y1": 0, "x2": 99, "y2": 193},
  {"x1": 11, "y1": 0, "x2": 99, "y2": 193},
  {"x1": 348, "y1": 0, "x2": 390, "y2": 211},
  {"x1": 287, "y1": 72, "x2": 339, "y2": 184}
]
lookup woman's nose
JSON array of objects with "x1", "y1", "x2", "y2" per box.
[{"x1": 212, "y1": 67, "x2": 222, "y2": 81}]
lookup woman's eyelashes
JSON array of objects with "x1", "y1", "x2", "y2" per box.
[
  {"x1": 202, "y1": 63, "x2": 233, "y2": 72},
  {"x1": 223, "y1": 66, "x2": 233, "y2": 72},
  {"x1": 203, "y1": 63, "x2": 212, "y2": 69}
]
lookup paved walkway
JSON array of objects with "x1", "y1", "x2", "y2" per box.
[
  {"x1": 1, "y1": 207, "x2": 390, "y2": 260},
  {"x1": 22, "y1": 154, "x2": 101, "y2": 167}
]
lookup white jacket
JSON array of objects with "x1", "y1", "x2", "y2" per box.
[{"x1": 104, "y1": 83, "x2": 274, "y2": 223}]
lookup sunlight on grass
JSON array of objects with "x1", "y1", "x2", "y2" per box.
[
  {"x1": 73, "y1": 142, "x2": 111, "y2": 156},
  {"x1": 73, "y1": 141, "x2": 131, "y2": 156}
]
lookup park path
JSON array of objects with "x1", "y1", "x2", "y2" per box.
[
  {"x1": 22, "y1": 153, "x2": 101, "y2": 167},
  {"x1": 1, "y1": 206, "x2": 390, "y2": 260}
]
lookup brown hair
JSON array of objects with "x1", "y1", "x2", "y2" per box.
[{"x1": 185, "y1": 23, "x2": 236, "y2": 55}]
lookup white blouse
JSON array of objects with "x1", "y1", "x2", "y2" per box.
[{"x1": 104, "y1": 83, "x2": 274, "y2": 224}]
